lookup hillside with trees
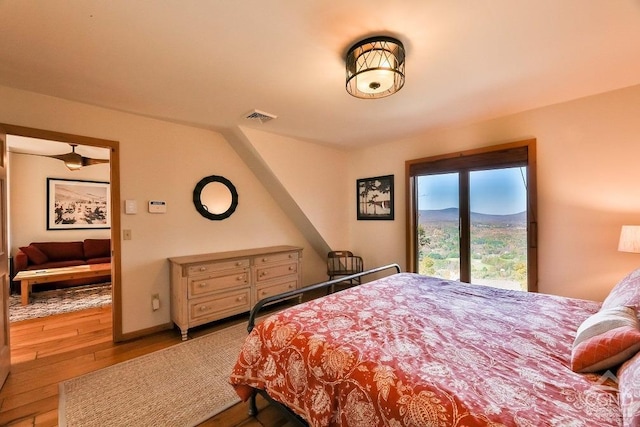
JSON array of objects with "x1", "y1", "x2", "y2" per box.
[{"x1": 418, "y1": 208, "x2": 527, "y2": 290}]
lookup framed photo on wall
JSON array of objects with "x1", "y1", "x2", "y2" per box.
[
  {"x1": 47, "y1": 178, "x2": 111, "y2": 230},
  {"x1": 357, "y1": 174, "x2": 394, "y2": 220}
]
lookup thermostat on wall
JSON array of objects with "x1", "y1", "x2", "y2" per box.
[{"x1": 148, "y1": 200, "x2": 167, "y2": 213}]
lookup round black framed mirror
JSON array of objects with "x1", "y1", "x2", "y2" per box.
[{"x1": 193, "y1": 175, "x2": 238, "y2": 220}]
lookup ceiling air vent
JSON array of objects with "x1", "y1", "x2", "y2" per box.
[{"x1": 244, "y1": 109, "x2": 277, "y2": 124}]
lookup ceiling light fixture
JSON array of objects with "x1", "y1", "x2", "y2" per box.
[
  {"x1": 14, "y1": 143, "x2": 109, "y2": 170},
  {"x1": 64, "y1": 145, "x2": 84, "y2": 170},
  {"x1": 345, "y1": 36, "x2": 405, "y2": 99}
]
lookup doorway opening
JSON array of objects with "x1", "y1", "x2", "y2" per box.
[{"x1": 2, "y1": 123, "x2": 122, "y2": 350}]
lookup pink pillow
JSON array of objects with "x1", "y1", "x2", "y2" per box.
[
  {"x1": 18, "y1": 245, "x2": 49, "y2": 265},
  {"x1": 602, "y1": 268, "x2": 640, "y2": 311},
  {"x1": 571, "y1": 306, "x2": 640, "y2": 373},
  {"x1": 618, "y1": 351, "x2": 640, "y2": 426}
]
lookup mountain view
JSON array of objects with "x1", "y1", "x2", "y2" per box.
[
  {"x1": 419, "y1": 208, "x2": 526, "y2": 224},
  {"x1": 418, "y1": 208, "x2": 527, "y2": 291}
]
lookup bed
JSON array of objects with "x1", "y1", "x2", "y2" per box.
[{"x1": 230, "y1": 265, "x2": 640, "y2": 426}]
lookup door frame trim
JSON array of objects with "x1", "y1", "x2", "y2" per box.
[{"x1": 0, "y1": 123, "x2": 123, "y2": 341}]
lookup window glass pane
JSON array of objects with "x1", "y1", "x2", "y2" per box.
[
  {"x1": 417, "y1": 173, "x2": 460, "y2": 280},
  {"x1": 469, "y1": 167, "x2": 527, "y2": 290}
]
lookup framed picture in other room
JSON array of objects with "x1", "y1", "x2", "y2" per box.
[
  {"x1": 357, "y1": 174, "x2": 394, "y2": 220},
  {"x1": 47, "y1": 178, "x2": 111, "y2": 230}
]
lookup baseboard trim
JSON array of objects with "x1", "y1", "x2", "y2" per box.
[{"x1": 117, "y1": 322, "x2": 173, "y2": 342}]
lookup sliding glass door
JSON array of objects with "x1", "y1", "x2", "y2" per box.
[
  {"x1": 417, "y1": 172, "x2": 460, "y2": 280},
  {"x1": 469, "y1": 168, "x2": 528, "y2": 289},
  {"x1": 408, "y1": 141, "x2": 537, "y2": 292}
]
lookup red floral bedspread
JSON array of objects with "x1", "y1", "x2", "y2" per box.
[{"x1": 230, "y1": 273, "x2": 622, "y2": 426}]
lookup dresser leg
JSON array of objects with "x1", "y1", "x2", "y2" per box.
[{"x1": 181, "y1": 329, "x2": 188, "y2": 341}]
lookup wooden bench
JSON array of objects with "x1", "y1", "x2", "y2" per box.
[{"x1": 13, "y1": 263, "x2": 111, "y2": 306}]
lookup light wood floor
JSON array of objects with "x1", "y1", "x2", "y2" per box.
[{"x1": 0, "y1": 305, "x2": 294, "y2": 427}]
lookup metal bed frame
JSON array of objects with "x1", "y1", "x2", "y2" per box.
[{"x1": 244, "y1": 263, "x2": 402, "y2": 422}]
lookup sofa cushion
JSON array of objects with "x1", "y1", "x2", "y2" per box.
[
  {"x1": 19, "y1": 245, "x2": 49, "y2": 265},
  {"x1": 26, "y1": 260, "x2": 86, "y2": 270},
  {"x1": 87, "y1": 257, "x2": 111, "y2": 264},
  {"x1": 84, "y1": 239, "x2": 111, "y2": 259},
  {"x1": 32, "y1": 241, "x2": 85, "y2": 262}
]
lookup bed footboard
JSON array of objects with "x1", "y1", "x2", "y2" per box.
[{"x1": 247, "y1": 263, "x2": 401, "y2": 332}]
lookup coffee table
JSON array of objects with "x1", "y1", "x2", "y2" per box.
[{"x1": 13, "y1": 263, "x2": 112, "y2": 306}]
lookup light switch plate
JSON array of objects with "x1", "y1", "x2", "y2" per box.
[{"x1": 125, "y1": 199, "x2": 137, "y2": 214}]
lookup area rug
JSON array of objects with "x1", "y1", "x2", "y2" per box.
[
  {"x1": 9, "y1": 283, "x2": 111, "y2": 323},
  {"x1": 59, "y1": 319, "x2": 254, "y2": 426}
]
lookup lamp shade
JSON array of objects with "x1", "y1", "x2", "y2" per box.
[
  {"x1": 346, "y1": 36, "x2": 405, "y2": 99},
  {"x1": 618, "y1": 225, "x2": 640, "y2": 253}
]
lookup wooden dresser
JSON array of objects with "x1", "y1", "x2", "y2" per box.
[{"x1": 169, "y1": 245, "x2": 302, "y2": 340}]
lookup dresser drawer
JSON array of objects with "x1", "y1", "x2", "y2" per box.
[
  {"x1": 170, "y1": 246, "x2": 302, "y2": 340},
  {"x1": 189, "y1": 289, "x2": 251, "y2": 322},
  {"x1": 255, "y1": 261, "x2": 298, "y2": 283},
  {"x1": 186, "y1": 258, "x2": 249, "y2": 276},
  {"x1": 189, "y1": 271, "x2": 248, "y2": 298},
  {"x1": 254, "y1": 251, "x2": 299, "y2": 266},
  {"x1": 256, "y1": 278, "x2": 297, "y2": 301}
]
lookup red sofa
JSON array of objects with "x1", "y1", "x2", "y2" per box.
[{"x1": 13, "y1": 239, "x2": 111, "y2": 292}]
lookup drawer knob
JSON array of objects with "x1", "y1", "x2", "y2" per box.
[
  {"x1": 236, "y1": 261, "x2": 242, "y2": 266},
  {"x1": 260, "y1": 272, "x2": 267, "y2": 277},
  {"x1": 289, "y1": 284, "x2": 294, "y2": 289},
  {"x1": 289, "y1": 266, "x2": 294, "y2": 271},
  {"x1": 261, "y1": 291, "x2": 267, "y2": 296},
  {"x1": 289, "y1": 254, "x2": 293, "y2": 258},
  {"x1": 199, "y1": 305, "x2": 208, "y2": 311},
  {"x1": 236, "y1": 296, "x2": 246, "y2": 302},
  {"x1": 199, "y1": 283, "x2": 207, "y2": 288},
  {"x1": 262, "y1": 257, "x2": 268, "y2": 262},
  {"x1": 237, "y1": 276, "x2": 244, "y2": 281},
  {"x1": 199, "y1": 267, "x2": 206, "y2": 272}
]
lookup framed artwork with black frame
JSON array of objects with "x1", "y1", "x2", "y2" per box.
[
  {"x1": 357, "y1": 174, "x2": 394, "y2": 220},
  {"x1": 47, "y1": 178, "x2": 111, "y2": 230}
]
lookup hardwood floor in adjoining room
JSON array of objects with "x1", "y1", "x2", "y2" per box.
[{"x1": 0, "y1": 306, "x2": 294, "y2": 427}]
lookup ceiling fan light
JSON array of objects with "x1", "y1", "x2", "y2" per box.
[
  {"x1": 346, "y1": 36, "x2": 405, "y2": 99},
  {"x1": 64, "y1": 153, "x2": 83, "y2": 171}
]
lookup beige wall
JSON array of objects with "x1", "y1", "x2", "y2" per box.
[
  {"x1": 9, "y1": 151, "x2": 111, "y2": 251},
  {"x1": 349, "y1": 84, "x2": 640, "y2": 302},
  {"x1": 240, "y1": 127, "x2": 350, "y2": 250},
  {"x1": 0, "y1": 85, "x2": 325, "y2": 334}
]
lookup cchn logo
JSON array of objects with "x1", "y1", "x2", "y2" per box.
[
  {"x1": 590, "y1": 370, "x2": 640, "y2": 419},
  {"x1": 591, "y1": 370, "x2": 619, "y2": 394}
]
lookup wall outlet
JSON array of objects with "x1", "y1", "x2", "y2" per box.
[{"x1": 151, "y1": 294, "x2": 160, "y2": 311}]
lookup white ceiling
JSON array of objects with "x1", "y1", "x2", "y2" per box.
[{"x1": 1, "y1": 1, "x2": 640, "y2": 149}]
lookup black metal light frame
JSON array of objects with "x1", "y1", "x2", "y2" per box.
[{"x1": 346, "y1": 36, "x2": 405, "y2": 99}]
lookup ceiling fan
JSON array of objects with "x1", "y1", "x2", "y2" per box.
[{"x1": 24, "y1": 143, "x2": 109, "y2": 171}]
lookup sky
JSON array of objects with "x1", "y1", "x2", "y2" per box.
[{"x1": 418, "y1": 167, "x2": 527, "y2": 215}]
